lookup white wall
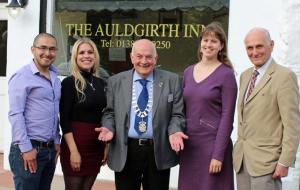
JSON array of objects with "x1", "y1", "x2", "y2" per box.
[{"x1": 0, "y1": 3, "x2": 8, "y2": 153}]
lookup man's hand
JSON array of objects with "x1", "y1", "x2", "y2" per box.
[
  {"x1": 272, "y1": 164, "x2": 289, "y2": 179},
  {"x1": 22, "y1": 148, "x2": 38, "y2": 173},
  {"x1": 209, "y1": 159, "x2": 222, "y2": 174},
  {"x1": 169, "y1": 131, "x2": 188, "y2": 152},
  {"x1": 95, "y1": 127, "x2": 114, "y2": 142},
  {"x1": 54, "y1": 144, "x2": 60, "y2": 164}
]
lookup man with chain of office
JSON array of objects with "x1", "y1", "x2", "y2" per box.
[{"x1": 96, "y1": 39, "x2": 187, "y2": 190}]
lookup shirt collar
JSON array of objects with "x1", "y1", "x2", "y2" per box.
[
  {"x1": 30, "y1": 59, "x2": 57, "y2": 74},
  {"x1": 255, "y1": 57, "x2": 272, "y2": 75},
  {"x1": 133, "y1": 71, "x2": 154, "y2": 83}
]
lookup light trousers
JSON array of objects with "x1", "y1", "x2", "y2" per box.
[{"x1": 236, "y1": 161, "x2": 281, "y2": 190}]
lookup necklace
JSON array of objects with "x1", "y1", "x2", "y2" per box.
[{"x1": 86, "y1": 77, "x2": 95, "y2": 91}]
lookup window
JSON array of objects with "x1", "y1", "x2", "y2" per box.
[{"x1": 54, "y1": 0, "x2": 229, "y2": 76}]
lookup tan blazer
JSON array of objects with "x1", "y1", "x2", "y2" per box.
[{"x1": 233, "y1": 60, "x2": 300, "y2": 177}]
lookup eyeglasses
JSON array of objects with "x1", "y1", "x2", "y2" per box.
[{"x1": 34, "y1": 45, "x2": 58, "y2": 53}]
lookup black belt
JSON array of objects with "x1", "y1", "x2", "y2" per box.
[
  {"x1": 128, "y1": 138, "x2": 153, "y2": 146},
  {"x1": 30, "y1": 139, "x2": 54, "y2": 148}
]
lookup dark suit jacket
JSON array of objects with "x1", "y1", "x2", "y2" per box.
[{"x1": 102, "y1": 69, "x2": 186, "y2": 172}]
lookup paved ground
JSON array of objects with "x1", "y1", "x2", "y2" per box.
[
  {"x1": 0, "y1": 153, "x2": 114, "y2": 190},
  {"x1": 1, "y1": 153, "x2": 299, "y2": 190},
  {"x1": 0, "y1": 153, "x2": 177, "y2": 190}
]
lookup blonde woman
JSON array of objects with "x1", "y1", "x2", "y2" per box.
[{"x1": 60, "y1": 38, "x2": 107, "y2": 190}]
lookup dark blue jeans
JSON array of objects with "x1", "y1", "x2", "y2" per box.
[{"x1": 9, "y1": 144, "x2": 57, "y2": 190}]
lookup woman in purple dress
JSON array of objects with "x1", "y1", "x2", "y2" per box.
[{"x1": 178, "y1": 22, "x2": 237, "y2": 190}]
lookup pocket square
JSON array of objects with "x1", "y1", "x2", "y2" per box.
[{"x1": 168, "y1": 94, "x2": 173, "y2": 102}]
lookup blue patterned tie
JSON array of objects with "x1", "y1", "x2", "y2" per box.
[{"x1": 134, "y1": 79, "x2": 148, "y2": 134}]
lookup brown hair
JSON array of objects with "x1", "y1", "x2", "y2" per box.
[{"x1": 197, "y1": 22, "x2": 233, "y2": 69}]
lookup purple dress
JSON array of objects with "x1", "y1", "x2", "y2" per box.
[{"x1": 178, "y1": 64, "x2": 237, "y2": 190}]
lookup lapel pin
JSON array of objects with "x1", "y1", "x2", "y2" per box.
[{"x1": 159, "y1": 82, "x2": 163, "y2": 87}]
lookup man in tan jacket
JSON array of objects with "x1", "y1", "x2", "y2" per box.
[{"x1": 233, "y1": 27, "x2": 300, "y2": 190}]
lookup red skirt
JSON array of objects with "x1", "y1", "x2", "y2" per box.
[{"x1": 60, "y1": 121, "x2": 105, "y2": 176}]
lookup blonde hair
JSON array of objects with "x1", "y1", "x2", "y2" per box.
[
  {"x1": 198, "y1": 22, "x2": 233, "y2": 69},
  {"x1": 70, "y1": 37, "x2": 100, "y2": 101}
]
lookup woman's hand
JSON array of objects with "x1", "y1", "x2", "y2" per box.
[
  {"x1": 209, "y1": 159, "x2": 222, "y2": 174},
  {"x1": 70, "y1": 151, "x2": 81, "y2": 172}
]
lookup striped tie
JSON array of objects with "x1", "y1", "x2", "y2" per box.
[{"x1": 246, "y1": 70, "x2": 259, "y2": 100}]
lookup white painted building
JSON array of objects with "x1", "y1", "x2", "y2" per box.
[{"x1": 0, "y1": 0, "x2": 299, "y2": 188}]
